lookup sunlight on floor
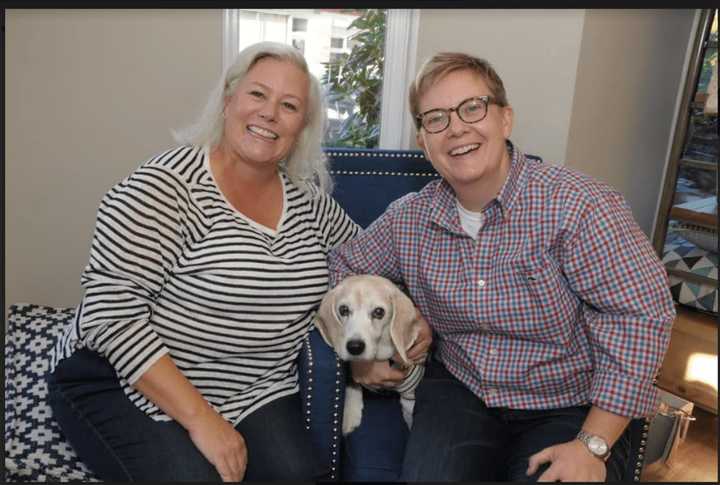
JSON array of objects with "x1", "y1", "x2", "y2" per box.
[{"x1": 684, "y1": 352, "x2": 718, "y2": 391}]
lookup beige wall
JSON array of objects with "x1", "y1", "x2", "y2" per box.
[
  {"x1": 413, "y1": 9, "x2": 586, "y2": 165},
  {"x1": 565, "y1": 9, "x2": 696, "y2": 236},
  {"x1": 5, "y1": 9, "x2": 223, "y2": 309}
]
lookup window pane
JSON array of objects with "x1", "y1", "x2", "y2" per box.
[
  {"x1": 672, "y1": 164, "x2": 717, "y2": 207},
  {"x1": 682, "y1": 105, "x2": 718, "y2": 164},
  {"x1": 696, "y1": 46, "x2": 717, "y2": 100},
  {"x1": 238, "y1": 11, "x2": 287, "y2": 46},
  {"x1": 235, "y1": 9, "x2": 386, "y2": 148},
  {"x1": 292, "y1": 18, "x2": 308, "y2": 32}
]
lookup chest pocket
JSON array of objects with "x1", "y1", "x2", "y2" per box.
[{"x1": 487, "y1": 252, "x2": 578, "y2": 346}]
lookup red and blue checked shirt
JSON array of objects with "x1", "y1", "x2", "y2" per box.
[{"x1": 329, "y1": 143, "x2": 675, "y2": 418}]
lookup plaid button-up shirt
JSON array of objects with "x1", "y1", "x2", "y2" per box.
[{"x1": 329, "y1": 143, "x2": 675, "y2": 418}]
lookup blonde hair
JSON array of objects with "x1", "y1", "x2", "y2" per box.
[
  {"x1": 174, "y1": 41, "x2": 331, "y2": 193},
  {"x1": 408, "y1": 52, "x2": 509, "y2": 130}
]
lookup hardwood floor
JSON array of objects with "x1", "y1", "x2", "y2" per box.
[{"x1": 641, "y1": 407, "x2": 718, "y2": 482}]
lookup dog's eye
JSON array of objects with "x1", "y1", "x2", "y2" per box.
[
  {"x1": 371, "y1": 307, "x2": 385, "y2": 319},
  {"x1": 338, "y1": 304, "x2": 350, "y2": 317}
]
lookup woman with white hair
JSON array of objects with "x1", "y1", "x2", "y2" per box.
[{"x1": 47, "y1": 41, "x2": 358, "y2": 482}]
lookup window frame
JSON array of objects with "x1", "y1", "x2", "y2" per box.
[{"x1": 222, "y1": 8, "x2": 419, "y2": 149}]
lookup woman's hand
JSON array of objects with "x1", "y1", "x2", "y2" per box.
[
  {"x1": 187, "y1": 406, "x2": 248, "y2": 482},
  {"x1": 350, "y1": 359, "x2": 409, "y2": 388},
  {"x1": 133, "y1": 355, "x2": 248, "y2": 481},
  {"x1": 398, "y1": 310, "x2": 432, "y2": 364},
  {"x1": 527, "y1": 439, "x2": 606, "y2": 482}
]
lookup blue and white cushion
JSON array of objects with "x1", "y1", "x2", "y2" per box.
[{"x1": 4, "y1": 303, "x2": 98, "y2": 482}]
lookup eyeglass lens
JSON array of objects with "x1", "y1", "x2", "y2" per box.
[{"x1": 422, "y1": 97, "x2": 488, "y2": 133}]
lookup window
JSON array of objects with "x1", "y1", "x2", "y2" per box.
[
  {"x1": 223, "y1": 9, "x2": 419, "y2": 149},
  {"x1": 653, "y1": 9, "x2": 717, "y2": 315},
  {"x1": 292, "y1": 17, "x2": 308, "y2": 32}
]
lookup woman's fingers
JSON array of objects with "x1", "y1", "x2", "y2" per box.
[
  {"x1": 351, "y1": 360, "x2": 405, "y2": 387},
  {"x1": 406, "y1": 313, "x2": 433, "y2": 361},
  {"x1": 187, "y1": 407, "x2": 247, "y2": 482},
  {"x1": 216, "y1": 436, "x2": 247, "y2": 481}
]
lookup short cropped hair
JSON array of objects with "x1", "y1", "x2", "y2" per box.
[
  {"x1": 408, "y1": 52, "x2": 509, "y2": 130},
  {"x1": 174, "y1": 41, "x2": 331, "y2": 193}
]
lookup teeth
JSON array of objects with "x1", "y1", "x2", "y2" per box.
[
  {"x1": 248, "y1": 125, "x2": 278, "y2": 140},
  {"x1": 449, "y1": 144, "x2": 480, "y2": 156}
]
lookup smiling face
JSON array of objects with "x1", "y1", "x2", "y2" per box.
[
  {"x1": 220, "y1": 57, "x2": 309, "y2": 169},
  {"x1": 416, "y1": 69, "x2": 514, "y2": 206}
]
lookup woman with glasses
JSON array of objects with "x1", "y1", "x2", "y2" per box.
[{"x1": 328, "y1": 52, "x2": 675, "y2": 482}]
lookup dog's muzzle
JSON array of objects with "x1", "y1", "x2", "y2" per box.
[{"x1": 346, "y1": 339, "x2": 365, "y2": 356}]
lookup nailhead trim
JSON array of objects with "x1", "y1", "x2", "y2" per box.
[
  {"x1": 303, "y1": 334, "x2": 313, "y2": 432},
  {"x1": 302, "y1": 334, "x2": 343, "y2": 480},
  {"x1": 632, "y1": 417, "x2": 651, "y2": 481},
  {"x1": 325, "y1": 150, "x2": 426, "y2": 159},
  {"x1": 326, "y1": 150, "x2": 438, "y2": 180},
  {"x1": 329, "y1": 169, "x2": 438, "y2": 177},
  {"x1": 328, "y1": 356, "x2": 343, "y2": 480}
]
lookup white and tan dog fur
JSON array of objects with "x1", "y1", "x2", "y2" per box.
[{"x1": 315, "y1": 274, "x2": 424, "y2": 435}]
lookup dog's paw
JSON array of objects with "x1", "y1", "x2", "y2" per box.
[{"x1": 342, "y1": 385, "x2": 364, "y2": 435}]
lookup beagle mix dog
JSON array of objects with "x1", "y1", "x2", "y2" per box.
[{"x1": 314, "y1": 274, "x2": 424, "y2": 435}]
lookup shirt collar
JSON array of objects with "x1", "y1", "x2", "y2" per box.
[
  {"x1": 429, "y1": 140, "x2": 530, "y2": 233},
  {"x1": 494, "y1": 140, "x2": 529, "y2": 220}
]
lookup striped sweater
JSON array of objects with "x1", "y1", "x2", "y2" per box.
[{"x1": 51, "y1": 144, "x2": 358, "y2": 424}]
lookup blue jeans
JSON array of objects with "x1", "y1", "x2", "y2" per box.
[
  {"x1": 47, "y1": 349, "x2": 316, "y2": 481},
  {"x1": 342, "y1": 390, "x2": 409, "y2": 480},
  {"x1": 401, "y1": 358, "x2": 630, "y2": 481}
]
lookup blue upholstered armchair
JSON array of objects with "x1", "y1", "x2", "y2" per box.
[{"x1": 4, "y1": 148, "x2": 651, "y2": 482}]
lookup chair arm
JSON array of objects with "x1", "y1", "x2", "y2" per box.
[
  {"x1": 297, "y1": 329, "x2": 346, "y2": 481},
  {"x1": 624, "y1": 417, "x2": 651, "y2": 481}
]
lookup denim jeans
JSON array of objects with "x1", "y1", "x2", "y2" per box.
[
  {"x1": 342, "y1": 390, "x2": 409, "y2": 480},
  {"x1": 47, "y1": 349, "x2": 316, "y2": 481},
  {"x1": 401, "y1": 358, "x2": 630, "y2": 481}
]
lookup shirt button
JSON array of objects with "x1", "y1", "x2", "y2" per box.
[
  {"x1": 487, "y1": 388, "x2": 497, "y2": 395},
  {"x1": 477, "y1": 279, "x2": 486, "y2": 288},
  {"x1": 489, "y1": 348, "x2": 497, "y2": 355}
]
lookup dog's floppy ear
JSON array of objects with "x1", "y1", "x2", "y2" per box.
[
  {"x1": 389, "y1": 285, "x2": 419, "y2": 365},
  {"x1": 315, "y1": 285, "x2": 342, "y2": 347}
]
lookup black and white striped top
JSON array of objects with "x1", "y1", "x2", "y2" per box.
[{"x1": 51, "y1": 144, "x2": 358, "y2": 424}]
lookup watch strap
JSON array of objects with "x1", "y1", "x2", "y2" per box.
[{"x1": 576, "y1": 430, "x2": 611, "y2": 461}]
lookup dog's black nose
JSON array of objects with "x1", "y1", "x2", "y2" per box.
[{"x1": 346, "y1": 339, "x2": 365, "y2": 356}]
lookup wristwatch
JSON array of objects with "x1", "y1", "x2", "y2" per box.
[{"x1": 576, "y1": 430, "x2": 611, "y2": 461}]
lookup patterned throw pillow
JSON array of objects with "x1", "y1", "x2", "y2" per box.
[
  {"x1": 662, "y1": 235, "x2": 718, "y2": 315},
  {"x1": 4, "y1": 304, "x2": 99, "y2": 482}
]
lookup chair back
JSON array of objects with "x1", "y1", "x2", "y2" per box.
[{"x1": 325, "y1": 148, "x2": 439, "y2": 228}]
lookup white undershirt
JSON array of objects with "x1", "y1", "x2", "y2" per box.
[{"x1": 456, "y1": 200, "x2": 485, "y2": 240}]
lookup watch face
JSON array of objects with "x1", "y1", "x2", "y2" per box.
[{"x1": 588, "y1": 436, "x2": 608, "y2": 455}]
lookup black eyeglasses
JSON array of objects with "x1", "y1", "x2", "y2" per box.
[{"x1": 416, "y1": 96, "x2": 499, "y2": 134}]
